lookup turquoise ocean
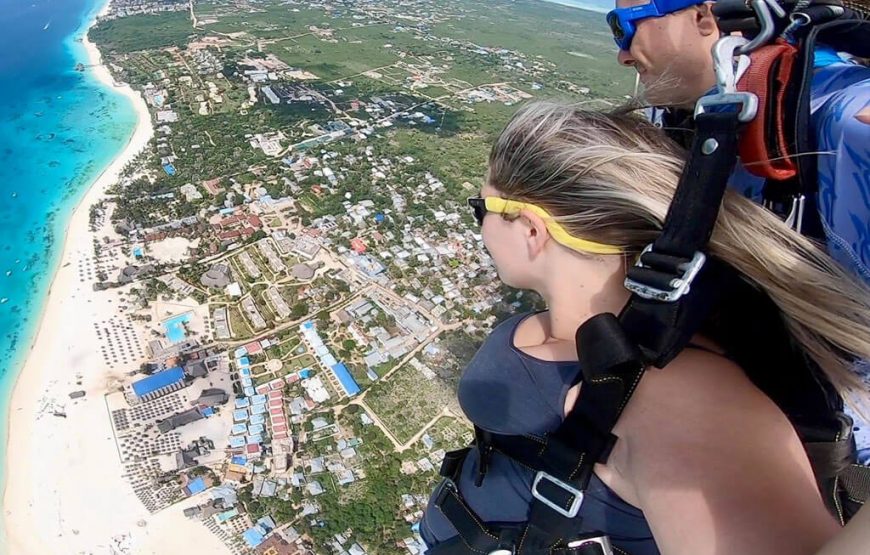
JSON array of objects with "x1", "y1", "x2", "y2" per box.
[{"x1": 0, "y1": 0, "x2": 137, "y2": 541}]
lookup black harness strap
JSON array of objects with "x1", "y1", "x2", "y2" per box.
[
  {"x1": 840, "y1": 464, "x2": 870, "y2": 506},
  {"x1": 622, "y1": 111, "x2": 742, "y2": 368}
]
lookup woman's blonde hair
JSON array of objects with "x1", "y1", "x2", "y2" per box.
[{"x1": 487, "y1": 101, "x2": 870, "y2": 408}]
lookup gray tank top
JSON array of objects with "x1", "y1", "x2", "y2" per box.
[{"x1": 420, "y1": 313, "x2": 660, "y2": 555}]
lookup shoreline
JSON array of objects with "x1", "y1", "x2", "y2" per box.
[
  {"x1": 0, "y1": 1, "x2": 206, "y2": 552},
  {"x1": 2, "y1": 21, "x2": 154, "y2": 555}
]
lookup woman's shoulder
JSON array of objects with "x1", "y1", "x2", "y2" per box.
[
  {"x1": 619, "y1": 348, "x2": 789, "y2": 443},
  {"x1": 611, "y1": 346, "x2": 813, "y2": 499},
  {"x1": 609, "y1": 348, "x2": 836, "y2": 554}
]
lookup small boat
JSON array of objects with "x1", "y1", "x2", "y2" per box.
[
  {"x1": 5, "y1": 271, "x2": 10, "y2": 277},
  {"x1": 43, "y1": 21, "x2": 51, "y2": 30},
  {"x1": 0, "y1": 298, "x2": 7, "y2": 304}
]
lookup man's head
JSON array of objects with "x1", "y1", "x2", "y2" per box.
[{"x1": 608, "y1": 0, "x2": 720, "y2": 106}]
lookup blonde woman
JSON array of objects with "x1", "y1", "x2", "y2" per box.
[{"x1": 419, "y1": 102, "x2": 870, "y2": 555}]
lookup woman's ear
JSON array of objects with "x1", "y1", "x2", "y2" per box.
[{"x1": 518, "y1": 208, "x2": 551, "y2": 258}]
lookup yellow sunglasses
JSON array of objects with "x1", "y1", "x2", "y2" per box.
[{"x1": 467, "y1": 196, "x2": 623, "y2": 255}]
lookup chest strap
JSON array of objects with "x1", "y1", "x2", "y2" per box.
[{"x1": 432, "y1": 448, "x2": 625, "y2": 555}]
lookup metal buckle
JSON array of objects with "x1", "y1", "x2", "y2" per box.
[
  {"x1": 567, "y1": 535, "x2": 614, "y2": 554},
  {"x1": 694, "y1": 36, "x2": 758, "y2": 123},
  {"x1": 624, "y1": 245, "x2": 706, "y2": 302},
  {"x1": 531, "y1": 472, "x2": 584, "y2": 519}
]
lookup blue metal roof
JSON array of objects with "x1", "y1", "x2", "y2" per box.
[
  {"x1": 186, "y1": 477, "x2": 206, "y2": 495},
  {"x1": 331, "y1": 363, "x2": 361, "y2": 396},
  {"x1": 242, "y1": 528, "x2": 265, "y2": 548},
  {"x1": 131, "y1": 367, "x2": 184, "y2": 398},
  {"x1": 257, "y1": 515, "x2": 277, "y2": 531}
]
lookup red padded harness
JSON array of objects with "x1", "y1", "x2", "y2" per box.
[{"x1": 737, "y1": 39, "x2": 800, "y2": 180}]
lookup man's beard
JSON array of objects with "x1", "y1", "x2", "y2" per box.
[{"x1": 638, "y1": 66, "x2": 704, "y2": 108}]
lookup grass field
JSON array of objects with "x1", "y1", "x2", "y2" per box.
[
  {"x1": 266, "y1": 33, "x2": 400, "y2": 82},
  {"x1": 365, "y1": 358, "x2": 455, "y2": 444}
]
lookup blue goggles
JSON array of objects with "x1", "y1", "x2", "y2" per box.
[{"x1": 606, "y1": 0, "x2": 706, "y2": 50}]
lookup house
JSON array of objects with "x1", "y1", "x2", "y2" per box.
[
  {"x1": 192, "y1": 388, "x2": 229, "y2": 408},
  {"x1": 130, "y1": 366, "x2": 185, "y2": 403},
  {"x1": 157, "y1": 408, "x2": 204, "y2": 433},
  {"x1": 201, "y1": 263, "x2": 232, "y2": 288},
  {"x1": 202, "y1": 178, "x2": 224, "y2": 196},
  {"x1": 350, "y1": 237, "x2": 367, "y2": 254}
]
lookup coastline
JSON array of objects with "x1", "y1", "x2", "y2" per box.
[
  {"x1": 1, "y1": 3, "x2": 226, "y2": 554},
  {"x1": 1, "y1": 14, "x2": 154, "y2": 554}
]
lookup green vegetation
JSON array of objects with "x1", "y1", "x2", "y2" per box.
[
  {"x1": 90, "y1": 12, "x2": 199, "y2": 53},
  {"x1": 227, "y1": 305, "x2": 252, "y2": 339},
  {"x1": 365, "y1": 359, "x2": 455, "y2": 443},
  {"x1": 292, "y1": 410, "x2": 443, "y2": 553},
  {"x1": 267, "y1": 33, "x2": 400, "y2": 82}
]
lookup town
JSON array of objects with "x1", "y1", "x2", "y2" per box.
[{"x1": 80, "y1": 0, "x2": 630, "y2": 552}]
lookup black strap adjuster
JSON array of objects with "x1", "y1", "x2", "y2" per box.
[
  {"x1": 625, "y1": 244, "x2": 706, "y2": 302},
  {"x1": 433, "y1": 477, "x2": 458, "y2": 509}
]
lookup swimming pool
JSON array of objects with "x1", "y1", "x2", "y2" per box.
[{"x1": 163, "y1": 312, "x2": 191, "y2": 344}]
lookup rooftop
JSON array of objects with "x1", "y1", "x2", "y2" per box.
[{"x1": 131, "y1": 367, "x2": 185, "y2": 398}]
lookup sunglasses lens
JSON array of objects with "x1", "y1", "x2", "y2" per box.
[
  {"x1": 607, "y1": 13, "x2": 629, "y2": 48},
  {"x1": 473, "y1": 205, "x2": 485, "y2": 225},
  {"x1": 467, "y1": 198, "x2": 486, "y2": 225}
]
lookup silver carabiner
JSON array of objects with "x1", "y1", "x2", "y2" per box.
[
  {"x1": 694, "y1": 36, "x2": 759, "y2": 122},
  {"x1": 738, "y1": 0, "x2": 786, "y2": 54}
]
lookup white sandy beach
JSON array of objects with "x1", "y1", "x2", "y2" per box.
[{"x1": 2, "y1": 10, "x2": 230, "y2": 555}]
